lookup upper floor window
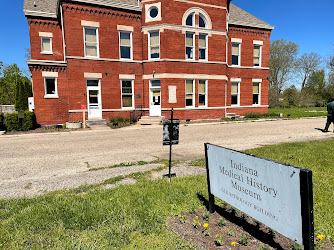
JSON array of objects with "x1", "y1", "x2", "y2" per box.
[
  {"x1": 39, "y1": 32, "x2": 53, "y2": 54},
  {"x1": 119, "y1": 31, "x2": 132, "y2": 60},
  {"x1": 199, "y1": 34, "x2": 207, "y2": 60},
  {"x1": 186, "y1": 32, "x2": 194, "y2": 60},
  {"x1": 149, "y1": 31, "x2": 160, "y2": 59},
  {"x1": 253, "y1": 45, "x2": 262, "y2": 67},
  {"x1": 199, "y1": 14, "x2": 207, "y2": 28},
  {"x1": 186, "y1": 13, "x2": 194, "y2": 26},
  {"x1": 84, "y1": 27, "x2": 99, "y2": 57},
  {"x1": 41, "y1": 37, "x2": 52, "y2": 54},
  {"x1": 231, "y1": 42, "x2": 240, "y2": 66}
]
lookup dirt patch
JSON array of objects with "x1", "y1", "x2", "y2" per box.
[
  {"x1": 2, "y1": 127, "x2": 90, "y2": 135},
  {"x1": 169, "y1": 207, "x2": 333, "y2": 249}
]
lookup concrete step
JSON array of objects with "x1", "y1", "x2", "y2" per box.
[
  {"x1": 226, "y1": 113, "x2": 240, "y2": 118},
  {"x1": 86, "y1": 119, "x2": 107, "y2": 126},
  {"x1": 137, "y1": 116, "x2": 165, "y2": 125}
]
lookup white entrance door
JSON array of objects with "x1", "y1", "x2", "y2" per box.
[
  {"x1": 149, "y1": 80, "x2": 161, "y2": 116},
  {"x1": 87, "y1": 79, "x2": 102, "y2": 119}
]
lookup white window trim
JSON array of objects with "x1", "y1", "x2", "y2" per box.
[
  {"x1": 231, "y1": 81, "x2": 240, "y2": 106},
  {"x1": 148, "y1": 30, "x2": 160, "y2": 60},
  {"x1": 231, "y1": 42, "x2": 241, "y2": 66},
  {"x1": 185, "y1": 79, "x2": 195, "y2": 108},
  {"x1": 83, "y1": 26, "x2": 99, "y2": 58},
  {"x1": 198, "y1": 33, "x2": 208, "y2": 61},
  {"x1": 44, "y1": 77, "x2": 58, "y2": 98},
  {"x1": 252, "y1": 79, "x2": 262, "y2": 106},
  {"x1": 145, "y1": 2, "x2": 162, "y2": 23},
  {"x1": 120, "y1": 79, "x2": 134, "y2": 109},
  {"x1": 198, "y1": 79, "x2": 208, "y2": 107},
  {"x1": 119, "y1": 31, "x2": 133, "y2": 60},
  {"x1": 253, "y1": 44, "x2": 262, "y2": 68},
  {"x1": 41, "y1": 37, "x2": 53, "y2": 54},
  {"x1": 185, "y1": 32, "x2": 195, "y2": 60}
]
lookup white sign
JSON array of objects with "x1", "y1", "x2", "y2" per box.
[
  {"x1": 206, "y1": 144, "x2": 303, "y2": 244},
  {"x1": 168, "y1": 86, "x2": 177, "y2": 103}
]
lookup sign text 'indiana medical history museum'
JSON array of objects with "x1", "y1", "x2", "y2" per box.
[{"x1": 205, "y1": 143, "x2": 314, "y2": 246}]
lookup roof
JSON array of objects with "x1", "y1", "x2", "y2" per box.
[
  {"x1": 23, "y1": 0, "x2": 274, "y2": 30},
  {"x1": 229, "y1": 3, "x2": 274, "y2": 30},
  {"x1": 23, "y1": 0, "x2": 141, "y2": 17},
  {"x1": 24, "y1": 0, "x2": 59, "y2": 18}
]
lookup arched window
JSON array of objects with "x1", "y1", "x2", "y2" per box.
[
  {"x1": 186, "y1": 13, "x2": 194, "y2": 26},
  {"x1": 199, "y1": 14, "x2": 207, "y2": 28}
]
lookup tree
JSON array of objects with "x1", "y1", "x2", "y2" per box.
[
  {"x1": 269, "y1": 39, "x2": 299, "y2": 107},
  {"x1": 296, "y1": 52, "x2": 322, "y2": 89},
  {"x1": 304, "y1": 70, "x2": 327, "y2": 106},
  {"x1": 282, "y1": 85, "x2": 299, "y2": 107}
]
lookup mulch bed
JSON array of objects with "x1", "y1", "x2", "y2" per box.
[
  {"x1": 169, "y1": 206, "x2": 333, "y2": 249},
  {"x1": 2, "y1": 127, "x2": 89, "y2": 135}
]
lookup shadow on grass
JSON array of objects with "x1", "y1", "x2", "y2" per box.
[{"x1": 197, "y1": 193, "x2": 284, "y2": 250}]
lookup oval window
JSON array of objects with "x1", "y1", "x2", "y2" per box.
[{"x1": 149, "y1": 7, "x2": 159, "y2": 18}]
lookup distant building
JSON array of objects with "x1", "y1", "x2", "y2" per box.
[{"x1": 24, "y1": 0, "x2": 273, "y2": 125}]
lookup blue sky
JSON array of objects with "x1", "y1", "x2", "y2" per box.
[{"x1": 0, "y1": 0, "x2": 333, "y2": 73}]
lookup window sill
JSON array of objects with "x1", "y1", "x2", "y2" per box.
[
  {"x1": 121, "y1": 107, "x2": 134, "y2": 110},
  {"x1": 120, "y1": 58, "x2": 133, "y2": 61},
  {"x1": 84, "y1": 55, "x2": 100, "y2": 59},
  {"x1": 44, "y1": 95, "x2": 59, "y2": 99},
  {"x1": 41, "y1": 52, "x2": 53, "y2": 55}
]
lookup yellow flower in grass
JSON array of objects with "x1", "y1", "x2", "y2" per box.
[
  {"x1": 196, "y1": 216, "x2": 198, "y2": 219},
  {"x1": 203, "y1": 223, "x2": 208, "y2": 228},
  {"x1": 215, "y1": 234, "x2": 219, "y2": 237},
  {"x1": 317, "y1": 234, "x2": 324, "y2": 240},
  {"x1": 231, "y1": 241, "x2": 236, "y2": 246},
  {"x1": 178, "y1": 214, "x2": 181, "y2": 217}
]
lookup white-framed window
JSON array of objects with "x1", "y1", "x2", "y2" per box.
[
  {"x1": 149, "y1": 31, "x2": 160, "y2": 59},
  {"x1": 253, "y1": 44, "x2": 262, "y2": 67},
  {"x1": 231, "y1": 81, "x2": 239, "y2": 106},
  {"x1": 119, "y1": 31, "x2": 132, "y2": 60},
  {"x1": 145, "y1": 2, "x2": 162, "y2": 23},
  {"x1": 44, "y1": 77, "x2": 58, "y2": 98},
  {"x1": 41, "y1": 37, "x2": 52, "y2": 54},
  {"x1": 199, "y1": 14, "x2": 207, "y2": 28},
  {"x1": 231, "y1": 42, "x2": 240, "y2": 66},
  {"x1": 84, "y1": 27, "x2": 99, "y2": 57},
  {"x1": 186, "y1": 13, "x2": 194, "y2": 26},
  {"x1": 185, "y1": 79, "x2": 195, "y2": 107},
  {"x1": 198, "y1": 79, "x2": 207, "y2": 107},
  {"x1": 199, "y1": 34, "x2": 207, "y2": 60},
  {"x1": 253, "y1": 82, "x2": 261, "y2": 105},
  {"x1": 121, "y1": 80, "x2": 134, "y2": 108},
  {"x1": 186, "y1": 32, "x2": 194, "y2": 60}
]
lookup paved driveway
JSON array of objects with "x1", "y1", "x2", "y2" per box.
[{"x1": 0, "y1": 117, "x2": 332, "y2": 198}]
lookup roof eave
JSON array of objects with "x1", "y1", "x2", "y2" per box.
[
  {"x1": 72, "y1": 0, "x2": 142, "y2": 12},
  {"x1": 24, "y1": 9, "x2": 58, "y2": 18},
  {"x1": 229, "y1": 20, "x2": 274, "y2": 30}
]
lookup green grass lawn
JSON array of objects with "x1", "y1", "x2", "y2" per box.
[
  {"x1": 268, "y1": 107, "x2": 326, "y2": 118},
  {"x1": 0, "y1": 139, "x2": 333, "y2": 248}
]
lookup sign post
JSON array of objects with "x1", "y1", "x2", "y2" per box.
[
  {"x1": 162, "y1": 108, "x2": 179, "y2": 181},
  {"x1": 205, "y1": 143, "x2": 314, "y2": 249},
  {"x1": 81, "y1": 104, "x2": 86, "y2": 129}
]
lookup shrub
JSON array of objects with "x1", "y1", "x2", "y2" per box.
[
  {"x1": 4, "y1": 111, "x2": 37, "y2": 131},
  {"x1": 0, "y1": 113, "x2": 5, "y2": 130},
  {"x1": 244, "y1": 112, "x2": 262, "y2": 118},
  {"x1": 116, "y1": 116, "x2": 124, "y2": 124},
  {"x1": 5, "y1": 113, "x2": 20, "y2": 131}
]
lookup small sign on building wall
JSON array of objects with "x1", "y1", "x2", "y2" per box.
[
  {"x1": 168, "y1": 86, "x2": 177, "y2": 103},
  {"x1": 205, "y1": 143, "x2": 314, "y2": 248}
]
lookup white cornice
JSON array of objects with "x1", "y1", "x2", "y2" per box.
[
  {"x1": 27, "y1": 60, "x2": 67, "y2": 67},
  {"x1": 24, "y1": 10, "x2": 58, "y2": 18},
  {"x1": 72, "y1": 0, "x2": 142, "y2": 11}
]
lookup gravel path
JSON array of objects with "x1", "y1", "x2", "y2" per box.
[{"x1": 0, "y1": 117, "x2": 332, "y2": 198}]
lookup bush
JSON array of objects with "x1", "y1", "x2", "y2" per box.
[
  {"x1": 0, "y1": 113, "x2": 5, "y2": 131},
  {"x1": 244, "y1": 112, "x2": 262, "y2": 118},
  {"x1": 4, "y1": 111, "x2": 37, "y2": 131}
]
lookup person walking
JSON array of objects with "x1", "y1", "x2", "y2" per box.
[{"x1": 323, "y1": 98, "x2": 334, "y2": 132}]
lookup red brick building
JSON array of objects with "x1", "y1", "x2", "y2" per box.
[{"x1": 24, "y1": 0, "x2": 273, "y2": 125}]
